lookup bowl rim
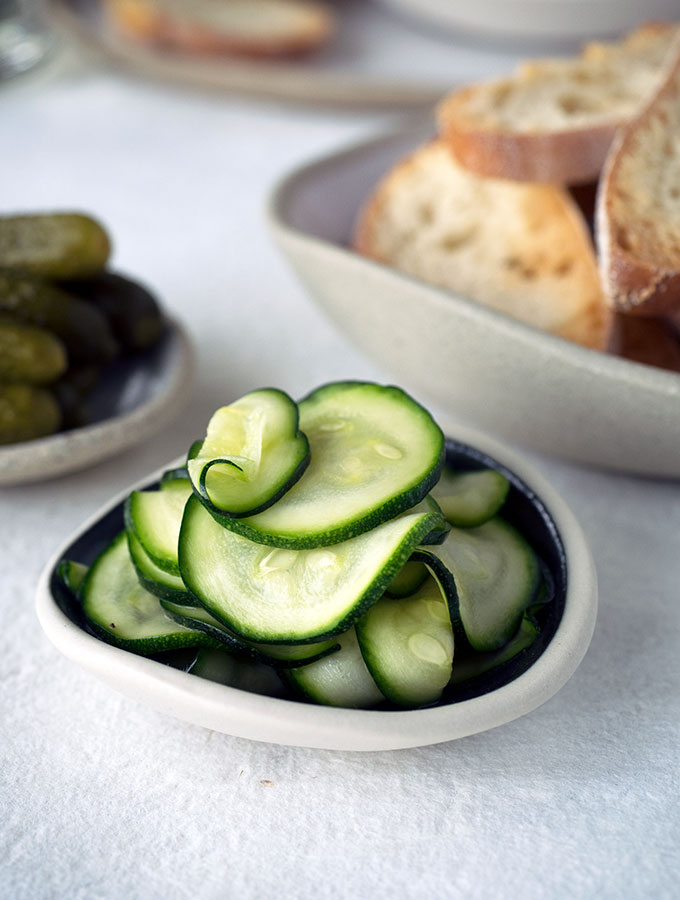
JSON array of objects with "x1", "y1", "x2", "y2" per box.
[
  {"x1": 35, "y1": 418, "x2": 597, "y2": 751},
  {"x1": 266, "y1": 124, "x2": 680, "y2": 400}
]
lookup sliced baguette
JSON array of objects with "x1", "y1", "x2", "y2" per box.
[
  {"x1": 437, "y1": 22, "x2": 680, "y2": 185},
  {"x1": 354, "y1": 140, "x2": 611, "y2": 350},
  {"x1": 596, "y1": 39, "x2": 680, "y2": 315},
  {"x1": 106, "y1": 0, "x2": 334, "y2": 59}
]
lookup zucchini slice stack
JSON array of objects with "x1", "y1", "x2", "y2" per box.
[{"x1": 59, "y1": 381, "x2": 552, "y2": 710}]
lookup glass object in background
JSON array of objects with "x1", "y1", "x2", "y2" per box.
[{"x1": 0, "y1": 0, "x2": 52, "y2": 79}]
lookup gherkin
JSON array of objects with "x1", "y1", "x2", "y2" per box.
[
  {"x1": 0, "y1": 271, "x2": 118, "y2": 363},
  {"x1": 0, "y1": 384, "x2": 62, "y2": 444},
  {"x1": 0, "y1": 314, "x2": 68, "y2": 384},
  {"x1": 0, "y1": 213, "x2": 110, "y2": 280},
  {"x1": 62, "y1": 271, "x2": 166, "y2": 352}
]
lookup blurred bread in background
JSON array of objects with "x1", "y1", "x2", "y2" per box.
[{"x1": 106, "y1": 0, "x2": 335, "y2": 58}]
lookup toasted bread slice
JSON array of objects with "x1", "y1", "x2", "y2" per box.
[
  {"x1": 437, "y1": 22, "x2": 679, "y2": 185},
  {"x1": 596, "y1": 39, "x2": 680, "y2": 316},
  {"x1": 106, "y1": 0, "x2": 334, "y2": 59},
  {"x1": 354, "y1": 140, "x2": 611, "y2": 350}
]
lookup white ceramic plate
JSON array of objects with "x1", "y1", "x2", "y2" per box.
[
  {"x1": 36, "y1": 424, "x2": 597, "y2": 751},
  {"x1": 377, "y1": 0, "x2": 679, "y2": 45},
  {"x1": 268, "y1": 127, "x2": 680, "y2": 479},
  {"x1": 0, "y1": 319, "x2": 194, "y2": 485}
]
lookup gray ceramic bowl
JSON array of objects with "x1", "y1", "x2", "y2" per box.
[
  {"x1": 268, "y1": 127, "x2": 680, "y2": 479},
  {"x1": 35, "y1": 422, "x2": 596, "y2": 751}
]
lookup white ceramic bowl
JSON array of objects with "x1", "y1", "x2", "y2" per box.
[
  {"x1": 0, "y1": 319, "x2": 194, "y2": 486},
  {"x1": 376, "y1": 0, "x2": 679, "y2": 45},
  {"x1": 268, "y1": 127, "x2": 680, "y2": 479},
  {"x1": 36, "y1": 423, "x2": 596, "y2": 751}
]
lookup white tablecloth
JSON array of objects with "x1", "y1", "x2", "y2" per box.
[{"x1": 2, "y1": 23, "x2": 679, "y2": 900}]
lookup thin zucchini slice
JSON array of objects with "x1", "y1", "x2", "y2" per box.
[
  {"x1": 188, "y1": 649, "x2": 286, "y2": 697},
  {"x1": 125, "y1": 476, "x2": 193, "y2": 575},
  {"x1": 449, "y1": 614, "x2": 539, "y2": 686},
  {"x1": 57, "y1": 559, "x2": 88, "y2": 598},
  {"x1": 161, "y1": 465, "x2": 189, "y2": 484},
  {"x1": 427, "y1": 517, "x2": 541, "y2": 652},
  {"x1": 81, "y1": 533, "x2": 220, "y2": 653},
  {"x1": 407, "y1": 494, "x2": 450, "y2": 545},
  {"x1": 205, "y1": 381, "x2": 444, "y2": 549},
  {"x1": 188, "y1": 388, "x2": 310, "y2": 518},
  {"x1": 160, "y1": 595, "x2": 340, "y2": 669},
  {"x1": 287, "y1": 629, "x2": 384, "y2": 709},
  {"x1": 356, "y1": 574, "x2": 454, "y2": 708},
  {"x1": 179, "y1": 493, "x2": 446, "y2": 643},
  {"x1": 386, "y1": 560, "x2": 429, "y2": 597},
  {"x1": 127, "y1": 530, "x2": 197, "y2": 606},
  {"x1": 431, "y1": 468, "x2": 510, "y2": 527}
]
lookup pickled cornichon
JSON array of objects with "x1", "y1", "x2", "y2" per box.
[
  {"x1": 51, "y1": 364, "x2": 102, "y2": 429},
  {"x1": 62, "y1": 271, "x2": 166, "y2": 352},
  {"x1": 0, "y1": 384, "x2": 61, "y2": 444},
  {"x1": 0, "y1": 213, "x2": 110, "y2": 280},
  {"x1": 0, "y1": 271, "x2": 119, "y2": 363},
  {"x1": 0, "y1": 314, "x2": 68, "y2": 384}
]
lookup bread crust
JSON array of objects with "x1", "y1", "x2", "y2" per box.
[
  {"x1": 436, "y1": 22, "x2": 679, "y2": 185},
  {"x1": 596, "y1": 41, "x2": 680, "y2": 315},
  {"x1": 438, "y1": 94, "x2": 617, "y2": 185}
]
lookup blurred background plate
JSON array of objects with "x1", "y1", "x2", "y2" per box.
[
  {"x1": 0, "y1": 318, "x2": 194, "y2": 485},
  {"x1": 48, "y1": 0, "x2": 533, "y2": 107},
  {"x1": 377, "y1": 0, "x2": 679, "y2": 45}
]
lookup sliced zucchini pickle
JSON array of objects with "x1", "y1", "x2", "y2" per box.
[
  {"x1": 449, "y1": 613, "x2": 539, "y2": 686},
  {"x1": 81, "y1": 533, "x2": 220, "y2": 653},
  {"x1": 427, "y1": 517, "x2": 541, "y2": 652},
  {"x1": 160, "y1": 594, "x2": 340, "y2": 669},
  {"x1": 386, "y1": 560, "x2": 428, "y2": 597},
  {"x1": 432, "y1": 467, "x2": 510, "y2": 527},
  {"x1": 179, "y1": 493, "x2": 446, "y2": 644},
  {"x1": 187, "y1": 388, "x2": 310, "y2": 518},
  {"x1": 287, "y1": 629, "x2": 384, "y2": 709},
  {"x1": 69, "y1": 380, "x2": 558, "y2": 712},
  {"x1": 206, "y1": 381, "x2": 444, "y2": 549},
  {"x1": 404, "y1": 494, "x2": 450, "y2": 545},
  {"x1": 127, "y1": 529, "x2": 196, "y2": 606},
  {"x1": 356, "y1": 574, "x2": 454, "y2": 708},
  {"x1": 188, "y1": 649, "x2": 286, "y2": 697},
  {"x1": 57, "y1": 559, "x2": 89, "y2": 597},
  {"x1": 160, "y1": 465, "x2": 189, "y2": 484},
  {"x1": 125, "y1": 476, "x2": 193, "y2": 575}
]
